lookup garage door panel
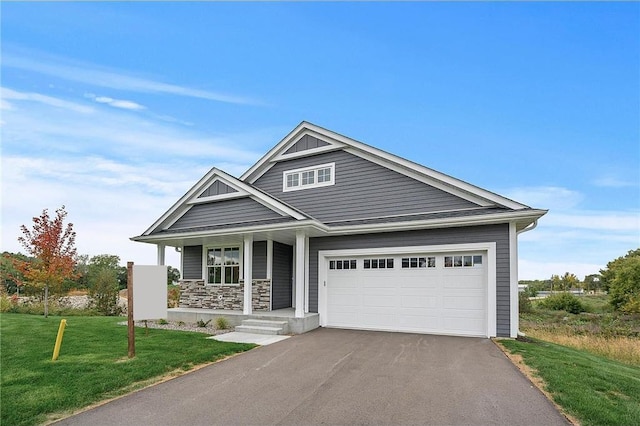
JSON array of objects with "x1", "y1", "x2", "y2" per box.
[
  {"x1": 401, "y1": 296, "x2": 439, "y2": 308},
  {"x1": 398, "y1": 315, "x2": 441, "y2": 330},
  {"x1": 326, "y1": 251, "x2": 487, "y2": 337},
  {"x1": 328, "y1": 294, "x2": 360, "y2": 307},
  {"x1": 442, "y1": 295, "x2": 485, "y2": 310},
  {"x1": 363, "y1": 295, "x2": 399, "y2": 308},
  {"x1": 360, "y1": 312, "x2": 397, "y2": 327},
  {"x1": 443, "y1": 318, "x2": 485, "y2": 334}
]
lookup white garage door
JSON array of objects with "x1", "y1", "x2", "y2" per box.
[{"x1": 325, "y1": 252, "x2": 487, "y2": 337}]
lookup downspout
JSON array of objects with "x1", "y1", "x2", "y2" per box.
[
  {"x1": 517, "y1": 220, "x2": 538, "y2": 235},
  {"x1": 515, "y1": 220, "x2": 538, "y2": 337}
]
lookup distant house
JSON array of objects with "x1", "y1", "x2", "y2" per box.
[{"x1": 132, "y1": 122, "x2": 546, "y2": 338}]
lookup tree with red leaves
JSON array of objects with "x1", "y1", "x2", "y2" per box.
[{"x1": 15, "y1": 206, "x2": 77, "y2": 317}]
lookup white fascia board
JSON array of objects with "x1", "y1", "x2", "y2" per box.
[
  {"x1": 187, "y1": 191, "x2": 249, "y2": 204},
  {"x1": 344, "y1": 147, "x2": 527, "y2": 210},
  {"x1": 241, "y1": 121, "x2": 529, "y2": 210},
  {"x1": 141, "y1": 167, "x2": 306, "y2": 236},
  {"x1": 241, "y1": 122, "x2": 347, "y2": 184},
  {"x1": 142, "y1": 167, "x2": 220, "y2": 236},
  {"x1": 131, "y1": 220, "x2": 326, "y2": 243},
  {"x1": 241, "y1": 122, "x2": 310, "y2": 182},
  {"x1": 275, "y1": 144, "x2": 344, "y2": 162},
  {"x1": 293, "y1": 123, "x2": 529, "y2": 210},
  {"x1": 206, "y1": 168, "x2": 307, "y2": 220},
  {"x1": 323, "y1": 209, "x2": 548, "y2": 236}
]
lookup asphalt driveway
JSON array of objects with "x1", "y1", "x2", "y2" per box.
[{"x1": 54, "y1": 328, "x2": 568, "y2": 425}]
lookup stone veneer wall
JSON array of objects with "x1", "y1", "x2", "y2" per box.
[{"x1": 179, "y1": 279, "x2": 271, "y2": 311}]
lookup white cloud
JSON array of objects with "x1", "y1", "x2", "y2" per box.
[
  {"x1": 502, "y1": 186, "x2": 583, "y2": 210},
  {"x1": 2, "y1": 87, "x2": 262, "y2": 164},
  {"x1": 543, "y1": 211, "x2": 639, "y2": 231},
  {"x1": 505, "y1": 185, "x2": 640, "y2": 280},
  {"x1": 518, "y1": 259, "x2": 604, "y2": 281},
  {"x1": 0, "y1": 84, "x2": 275, "y2": 269},
  {"x1": 592, "y1": 176, "x2": 638, "y2": 188},
  {"x1": 87, "y1": 93, "x2": 146, "y2": 110},
  {"x1": 3, "y1": 47, "x2": 261, "y2": 105},
  {"x1": 1, "y1": 87, "x2": 94, "y2": 114}
]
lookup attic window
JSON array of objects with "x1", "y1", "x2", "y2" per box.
[{"x1": 283, "y1": 163, "x2": 335, "y2": 192}]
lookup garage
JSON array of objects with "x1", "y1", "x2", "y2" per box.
[{"x1": 319, "y1": 247, "x2": 491, "y2": 337}]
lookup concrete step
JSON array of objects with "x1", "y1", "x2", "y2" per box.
[
  {"x1": 235, "y1": 319, "x2": 289, "y2": 335},
  {"x1": 235, "y1": 325, "x2": 285, "y2": 335}
]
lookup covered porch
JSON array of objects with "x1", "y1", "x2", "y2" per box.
[
  {"x1": 166, "y1": 307, "x2": 320, "y2": 335},
  {"x1": 151, "y1": 224, "x2": 326, "y2": 334}
]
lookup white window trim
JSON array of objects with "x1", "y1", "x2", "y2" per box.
[
  {"x1": 202, "y1": 245, "x2": 243, "y2": 286},
  {"x1": 282, "y1": 162, "x2": 335, "y2": 192}
]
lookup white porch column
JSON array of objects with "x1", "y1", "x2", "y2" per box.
[
  {"x1": 266, "y1": 239, "x2": 273, "y2": 280},
  {"x1": 243, "y1": 235, "x2": 253, "y2": 315},
  {"x1": 295, "y1": 231, "x2": 306, "y2": 318},
  {"x1": 157, "y1": 244, "x2": 166, "y2": 266}
]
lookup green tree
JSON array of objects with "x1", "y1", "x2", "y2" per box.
[
  {"x1": 550, "y1": 274, "x2": 562, "y2": 292},
  {"x1": 561, "y1": 272, "x2": 580, "y2": 291},
  {"x1": 88, "y1": 254, "x2": 127, "y2": 289},
  {"x1": 583, "y1": 274, "x2": 602, "y2": 293},
  {"x1": 603, "y1": 249, "x2": 640, "y2": 313},
  {"x1": 167, "y1": 266, "x2": 181, "y2": 285},
  {"x1": 73, "y1": 254, "x2": 90, "y2": 290}
]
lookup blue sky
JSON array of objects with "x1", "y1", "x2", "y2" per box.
[{"x1": 1, "y1": 2, "x2": 638, "y2": 279}]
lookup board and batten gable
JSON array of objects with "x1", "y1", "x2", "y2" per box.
[
  {"x1": 252, "y1": 150, "x2": 480, "y2": 223},
  {"x1": 308, "y1": 224, "x2": 512, "y2": 337},
  {"x1": 283, "y1": 134, "x2": 330, "y2": 154},
  {"x1": 165, "y1": 198, "x2": 284, "y2": 232},
  {"x1": 198, "y1": 180, "x2": 237, "y2": 198}
]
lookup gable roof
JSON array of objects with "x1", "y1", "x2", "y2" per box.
[
  {"x1": 140, "y1": 167, "x2": 307, "y2": 237},
  {"x1": 241, "y1": 121, "x2": 529, "y2": 211}
]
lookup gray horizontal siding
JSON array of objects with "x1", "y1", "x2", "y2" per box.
[
  {"x1": 308, "y1": 224, "x2": 511, "y2": 337},
  {"x1": 183, "y1": 245, "x2": 203, "y2": 279},
  {"x1": 284, "y1": 134, "x2": 330, "y2": 154},
  {"x1": 199, "y1": 180, "x2": 237, "y2": 198},
  {"x1": 272, "y1": 242, "x2": 293, "y2": 309},
  {"x1": 253, "y1": 241, "x2": 267, "y2": 280},
  {"x1": 253, "y1": 150, "x2": 479, "y2": 222},
  {"x1": 168, "y1": 198, "x2": 283, "y2": 231}
]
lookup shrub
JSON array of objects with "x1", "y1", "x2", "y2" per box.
[
  {"x1": 196, "y1": 318, "x2": 212, "y2": 328},
  {"x1": 215, "y1": 316, "x2": 230, "y2": 330},
  {"x1": 168, "y1": 285, "x2": 180, "y2": 308},
  {"x1": 519, "y1": 293, "x2": 533, "y2": 313},
  {"x1": 538, "y1": 293, "x2": 586, "y2": 314},
  {"x1": 88, "y1": 268, "x2": 122, "y2": 316},
  {"x1": 157, "y1": 318, "x2": 168, "y2": 325}
]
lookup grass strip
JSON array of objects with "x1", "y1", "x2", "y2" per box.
[
  {"x1": 1, "y1": 313, "x2": 255, "y2": 426},
  {"x1": 498, "y1": 337, "x2": 640, "y2": 426}
]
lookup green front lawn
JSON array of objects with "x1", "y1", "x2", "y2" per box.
[
  {"x1": 499, "y1": 338, "x2": 640, "y2": 426},
  {"x1": 1, "y1": 314, "x2": 255, "y2": 426}
]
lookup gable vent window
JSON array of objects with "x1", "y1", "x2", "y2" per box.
[{"x1": 283, "y1": 163, "x2": 335, "y2": 192}]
